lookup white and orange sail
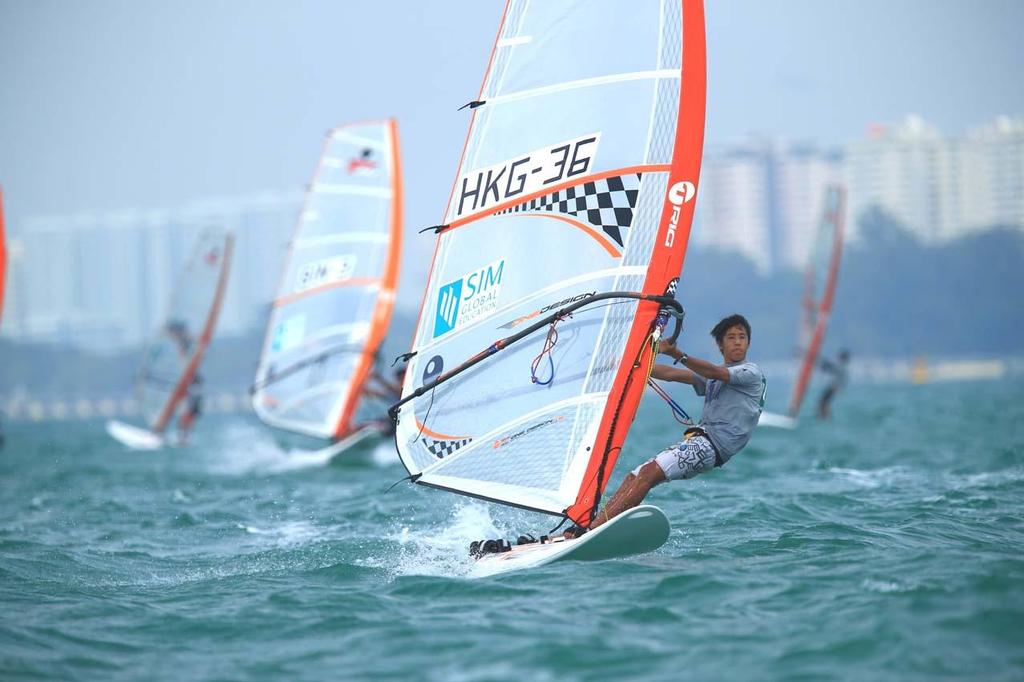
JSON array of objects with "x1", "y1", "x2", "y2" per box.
[
  {"x1": 787, "y1": 184, "x2": 846, "y2": 418},
  {"x1": 391, "y1": 1, "x2": 706, "y2": 526},
  {"x1": 761, "y1": 184, "x2": 846, "y2": 429},
  {"x1": 135, "y1": 229, "x2": 234, "y2": 436},
  {"x1": 253, "y1": 120, "x2": 403, "y2": 442},
  {"x1": 0, "y1": 186, "x2": 6, "y2": 329}
]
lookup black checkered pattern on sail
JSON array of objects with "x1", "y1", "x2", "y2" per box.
[
  {"x1": 496, "y1": 174, "x2": 642, "y2": 247},
  {"x1": 422, "y1": 437, "x2": 472, "y2": 460}
]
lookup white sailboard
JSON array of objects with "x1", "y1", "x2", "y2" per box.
[
  {"x1": 108, "y1": 228, "x2": 234, "y2": 449},
  {"x1": 390, "y1": 0, "x2": 707, "y2": 569},
  {"x1": 252, "y1": 120, "x2": 403, "y2": 462},
  {"x1": 106, "y1": 419, "x2": 164, "y2": 450},
  {"x1": 760, "y1": 184, "x2": 846, "y2": 429},
  {"x1": 471, "y1": 505, "x2": 669, "y2": 577}
]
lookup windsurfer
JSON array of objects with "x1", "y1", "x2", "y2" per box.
[
  {"x1": 575, "y1": 314, "x2": 765, "y2": 536},
  {"x1": 167, "y1": 321, "x2": 201, "y2": 446},
  {"x1": 357, "y1": 365, "x2": 406, "y2": 436},
  {"x1": 816, "y1": 350, "x2": 850, "y2": 419}
]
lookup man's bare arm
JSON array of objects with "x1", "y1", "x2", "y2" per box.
[
  {"x1": 651, "y1": 364, "x2": 695, "y2": 384},
  {"x1": 658, "y1": 341, "x2": 731, "y2": 382}
]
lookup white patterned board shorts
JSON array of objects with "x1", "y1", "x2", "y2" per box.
[{"x1": 652, "y1": 435, "x2": 719, "y2": 481}]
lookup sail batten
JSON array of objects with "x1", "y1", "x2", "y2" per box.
[{"x1": 253, "y1": 119, "x2": 403, "y2": 441}]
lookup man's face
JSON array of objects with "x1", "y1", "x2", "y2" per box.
[{"x1": 718, "y1": 325, "x2": 749, "y2": 363}]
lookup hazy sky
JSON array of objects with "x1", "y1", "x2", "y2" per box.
[{"x1": 1, "y1": 0, "x2": 1022, "y2": 290}]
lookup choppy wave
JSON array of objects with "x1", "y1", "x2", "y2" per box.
[{"x1": 1, "y1": 381, "x2": 1023, "y2": 680}]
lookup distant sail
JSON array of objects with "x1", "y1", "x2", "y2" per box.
[
  {"x1": 0, "y1": 186, "x2": 6, "y2": 329},
  {"x1": 787, "y1": 184, "x2": 846, "y2": 417},
  {"x1": 138, "y1": 229, "x2": 234, "y2": 434},
  {"x1": 391, "y1": 1, "x2": 706, "y2": 526},
  {"x1": 253, "y1": 120, "x2": 403, "y2": 441}
]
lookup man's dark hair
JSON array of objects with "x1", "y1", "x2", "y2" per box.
[{"x1": 711, "y1": 314, "x2": 751, "y2": 345}]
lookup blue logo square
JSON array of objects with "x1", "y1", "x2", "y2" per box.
[{"x1": 433, "y1": 278, "x2": 462, "y2": 338}]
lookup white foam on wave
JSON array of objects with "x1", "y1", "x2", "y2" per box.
[
  {"x1": 861, "y1": 578, "x2": 914, "y2": 593},
  {"x1": 235, "y1": 520, "x2": 321, "y2": 546},
  {"x1": 827, "y1": 466, "x2": 914, "y2": 489},
  {"x1": 366, "y1": 503, "x2": 511, "y2": 579},
  {"x1": 370, "y1": 441, "x2": 399, "y2": 467}
]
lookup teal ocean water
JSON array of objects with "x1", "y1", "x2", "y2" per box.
[{"x1": 2, "y1": 380, "x2": 1023, "y2": 681}]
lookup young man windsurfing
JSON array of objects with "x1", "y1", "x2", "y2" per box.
[
  {"x1": 472, "y1": 315, "x2": 766, "y2": 556},
  {"x1": 576, "y1": 314, "x2": 765, "y2": 535}
]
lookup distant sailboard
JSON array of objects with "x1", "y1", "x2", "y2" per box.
[
  {"x1": 252, "y1": 120, "x2": 403, "y2": 461},
  {"x1": 390, "y1": 0, "x2": 706, "y2": 568},
  {"x1": 107, "y1": 228, "x2": 234, "y2": 449},
  {"x1": 760, "y1": 184, "x2": 846, "y2": 428}
]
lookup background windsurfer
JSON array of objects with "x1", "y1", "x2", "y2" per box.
[
  {"x1": 166, "y1": 321, "x2": 201, "y2": 446},
  {"x1": 176, "y1": 376, "x2": 202, "y2": 446},
  {"x1": 816, "y1": 350, "x2": 850, "y2": 419},
  {"x1": 355, "y1": 365, "x2": 406, "y2": 437},
  {"x1": 575, "y1": 314, "x2": 766, "y2": 536}
]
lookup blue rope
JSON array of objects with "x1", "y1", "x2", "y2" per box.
[{"x1": 647, "y1": 378, "x2": 693, "y2": 424}]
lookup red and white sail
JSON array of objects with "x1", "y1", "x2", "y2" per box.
[
  {"x1": 253, "y1": 120, "x2": 403, "y2": 441},
  {"x1": 0, "y1": 186, "x2": 6, "y2": 329},
  {"x1": 787, "y1": 184, "x2": 846, "y2": 418},
  {"x1": 138, "y1": 229, "x2": 234, "y2": 434},
  {"x1": 393, "y1": 1, "x2": 706, "y2": 525}
]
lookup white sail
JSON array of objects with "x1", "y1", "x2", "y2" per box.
[
  {"x1": 253, "y1": 120, "x2": 403, "y2": 441},
  {"x1": 393, "y1": 1, "x2": 707, "y2": 525},
  {"x1": 0, "y1": 186, "x2": 6, "y2": 329},
  {"x1": 788, "y1": 184, "x2": 846, "y2": 417},
  {"x1": 138, "y1": 228, "x2": 234, "y2": 434}
]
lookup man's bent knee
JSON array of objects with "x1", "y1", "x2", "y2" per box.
[{"x1": 637, "y1": 460, "x2": 667, "y2": 488}]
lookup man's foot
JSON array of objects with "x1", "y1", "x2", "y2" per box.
[
  {"x1": 468, "y1": 538, "x2": 512, "y2": 559},
  {"x1": 562, "y1": 524, "x2": 587, "y2": 540}
]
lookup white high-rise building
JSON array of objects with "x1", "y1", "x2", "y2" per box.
[
  {"x1": 775, "y1": 146, "x2": 844, "y2": 269},
  {"x1": 844, "y1": 115, "x2": 959, "y2": 244},
  {"x1": 844, "y1": 115, "x2": 1024, "y2": 243},
  {"x1": 696, "y1": 144, "x2": 774, "y2": 272},
  {"x1": 3, "y1": 192, "x2": 299, "y2": 350},
  {"x1": 696, "y1": 141, "x2": 843, "y2": 273},
  {"x1": 960, "y1": 116, "x2": 1024, "y2": 234}
]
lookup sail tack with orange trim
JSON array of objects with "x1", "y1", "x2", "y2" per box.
[
  {"x1": 253, "y1": 120, "x2": 403, "y2": 440},
  {"x1": 138, "y1": 228, "x2": 234, "y2": 434},
  {"x1": 393, "y1": 1, "x2": 706, "y2": 523},
  {"x1": 786, "y1": 184, "x2": 846, "y2": 418}
]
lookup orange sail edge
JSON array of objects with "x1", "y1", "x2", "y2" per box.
[
  {"x1": 331, "y1": 118, "x2": 403, "y2": 440},
  {"x1": 151, "y1": 233, "x2": 235, "y2": 434},
  {"x1": 0, "y1": 185, "x2": 6, "y2": 329},
  {"x1": 565, "y1": 0, "x2": 708, "y2": 528}
]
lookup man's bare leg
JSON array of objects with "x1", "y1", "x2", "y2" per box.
[{"x1": 569, "y1": 461, "x2": 666, "y2": 536}]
